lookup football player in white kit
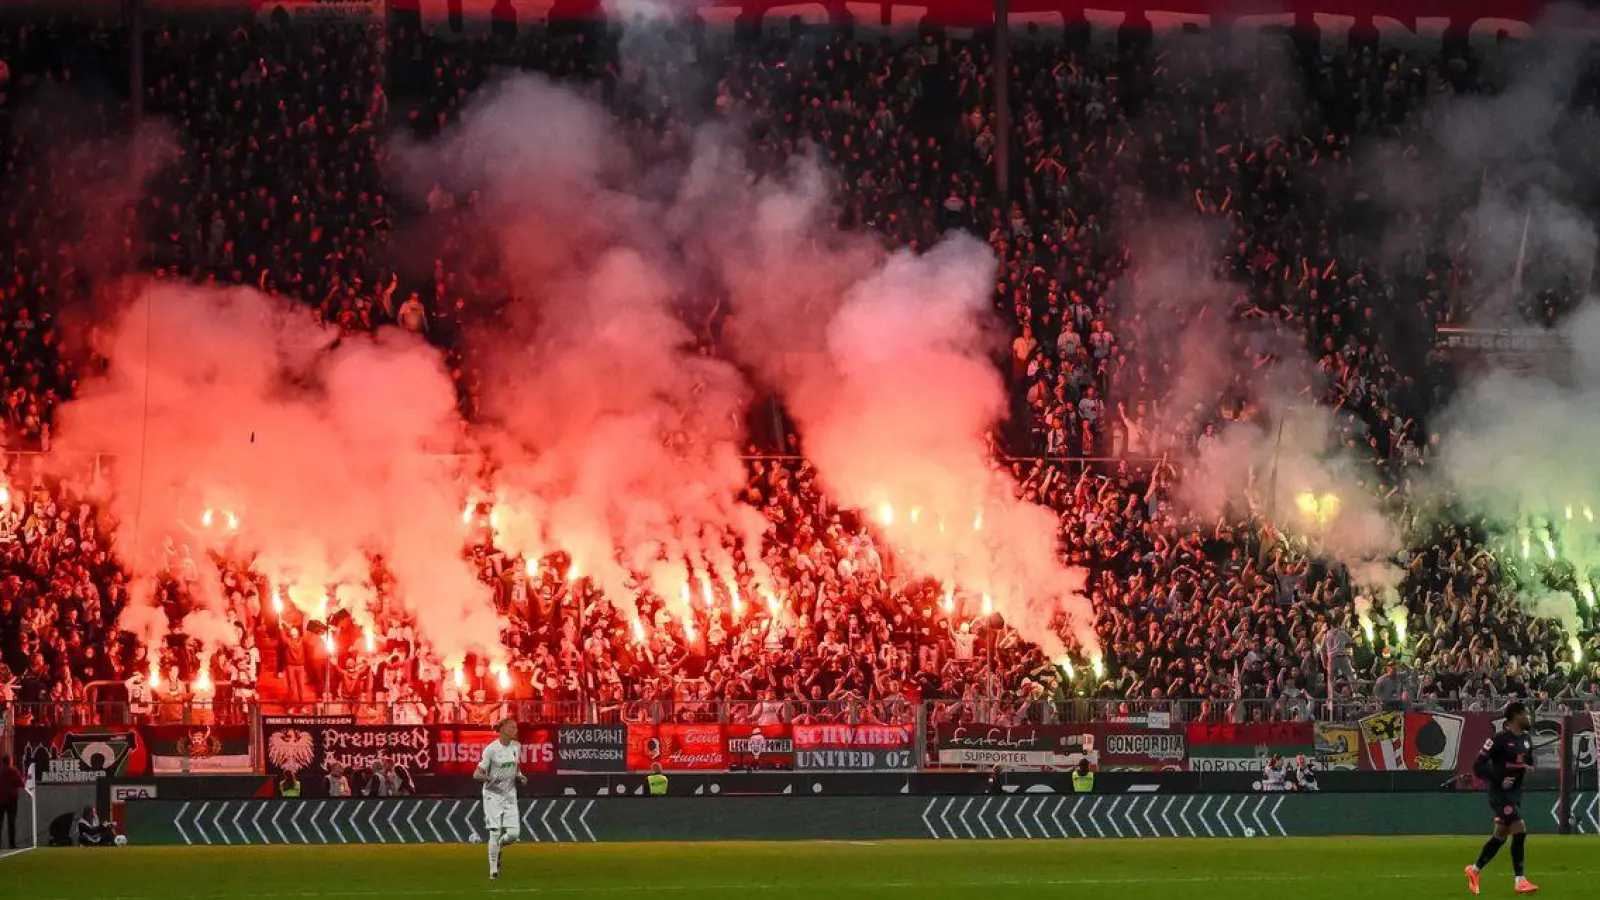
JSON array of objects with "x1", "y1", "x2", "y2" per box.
[{"x1": 474, "y1": 716, "x2": 526, "y2": 879}]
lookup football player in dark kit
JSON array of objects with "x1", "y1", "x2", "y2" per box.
[{"x1": 1464, "y1": 701, "x2": 1538, "y2": 895}]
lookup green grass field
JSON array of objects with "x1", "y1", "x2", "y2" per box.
[{"x1": 3, "y1": 838, "x2": 1595, "y2": 899}]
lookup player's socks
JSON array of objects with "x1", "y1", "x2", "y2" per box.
[
  {"x1": 488, "y1": 830, "x2": 501, "y2": 879},
  {"x1": 1510, "y1": 833, "x2": 1526, "y2": 877},
  {"x1": 1474, "y1": 836, "x2": 1504, "y2": 870}
]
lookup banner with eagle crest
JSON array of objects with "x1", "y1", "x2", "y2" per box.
[{"x1": 262, "y1": 715, "x2": 430, "y2": 797}]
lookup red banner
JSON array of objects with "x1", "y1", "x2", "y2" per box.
[
  {"x1": 625, "y1": 723, "x2": 729, "y2": 771},
  {"x1": 433, "y1": 724, "x2": 557, "y2": 776},
  {"x1": 724, "y1": 723, "x2": 795, "y2": 770},
  {"x1": 793, "y1": 723, "x2": 914, "y2": 748},
  {"x1": 1185, "y1": 721, "x2": 1315, "y2": 772},
  {"x1": 404, "y1": 0, "x2": 1583, "y2": 40},
  {"x1": 1188, "y1": 721, "x2": 1314, "y2": 746}
]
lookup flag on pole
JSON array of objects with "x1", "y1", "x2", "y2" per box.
[
  {"x1": 24, "y1": 762, "x2": 35, "y2": 797},
  {"x1": 1510, "y1": 210, "x2": 1531, "y2": 298},
  {"x1": 1591, "y1": 711, "x2": 1600, "y2": 785}
]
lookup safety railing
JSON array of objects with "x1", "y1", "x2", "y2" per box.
[{"x1": 9, "y1": 694, "x2": 1596, "y2": 731}]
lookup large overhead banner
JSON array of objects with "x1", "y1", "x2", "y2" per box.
[
  {"x1": 257, "y1": 0, "x2": 386, "y2": 23},
  {"x1": 399, "y1": 0, "x2": 1579, "y2": 43}
]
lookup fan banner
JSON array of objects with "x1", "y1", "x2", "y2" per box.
[
  {"x1": 793, "y1": 724, "x2": 916, "y2": 771},
  {"x1": 261, "y1": 719, "x2": 431, "y2": 795},
  {"x1": 16, "y1": 726, "x2": 151, "y2": 784},
  {"x1": 256, "y1": 0, "x2": 386, "y2": 23},
  {"x1": 1313, "y1": 723, "x2": 1362, "y2": 771},
  {"x1": 933, "y1": 723, "x2": 1183, "y2": 770},
  {"x1": 556, "y1": 725, "x2": 628, "y2": 773},
  {"x1": 143, "y1": 724, "x2": 253, "y2": 774},
  {"x1": 399, "y1": 0, "x2": 1578, "y2": 43},
  {"x1": 724, "y1": 724, "x2": 796, "y2": 770},
  {"x1": 433, "y1": 724, "x2": 557, "y2": 776},
  {"x1": 17, "y1": 723, "x2": 252, "y2": 782},
  {"x1": 624, "y1": 723, "x2": 729, "y2": 771},
  {"x1": 1186, "y1": 721, "x2": 1315, "y2": 772},
  {"x1": 1358, "y1": 711, "x2": 1466, "y2": 772},
  {"x1": 1590, "y1": 712, "x2": 1600, "y2": 784}
]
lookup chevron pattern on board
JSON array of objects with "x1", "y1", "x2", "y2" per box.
[
  {"x1": 169, "y1": 799, "x2": 596, "y2": 845},
  {"x1": 919, "y1": 794, "x2": 1288, "y2": 840},
  {"x1": 1550, "y1": 792, "x2": 1598, "y2": 835}
]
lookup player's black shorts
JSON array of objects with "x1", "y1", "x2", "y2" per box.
[{"x1": 1488, "y1": 791, "x2": 1523, "y2": 826}]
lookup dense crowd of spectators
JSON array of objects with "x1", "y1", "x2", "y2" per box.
[{"x1": 1, "y1": 15, "x2": 1598, "y2": 738}]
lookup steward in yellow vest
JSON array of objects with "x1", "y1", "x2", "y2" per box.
[
  {"x1": 1071, "y1": 760, "x2": 1095, "y2": 794},
  {"x1": 647, "y1": 763, "x2": 669, "y2": 796}
]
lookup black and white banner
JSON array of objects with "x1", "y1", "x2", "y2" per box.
[
  {"x1": 556, "y1": 725, "x2": 627, "y2": 773},
  {"x1": 261, "y1": 716, "x2": 429, "y2": 795}
]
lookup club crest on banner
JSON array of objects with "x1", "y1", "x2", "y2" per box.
[
  {"x1": 1358, "y1": 711, "x2": 1463, "y2": 771},
  {"x1": 19, "y1": 728, "x2": 147, "y2": 784}
]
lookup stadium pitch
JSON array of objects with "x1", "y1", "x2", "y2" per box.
[{"x1": 4, "y1": 837, "x2": 1596, "y2": 899}]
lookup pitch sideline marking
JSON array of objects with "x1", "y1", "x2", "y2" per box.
[{"x1": 24, "y1": 869, "x2": 1569, "y2": 900}]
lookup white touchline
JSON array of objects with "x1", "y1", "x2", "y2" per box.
[
  {"x1": 27, "y1": 870, "x2": 1564, "y2": 900},
  {"x1": 0, "y1": 848, "x2": 36, "y2": 861}
]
